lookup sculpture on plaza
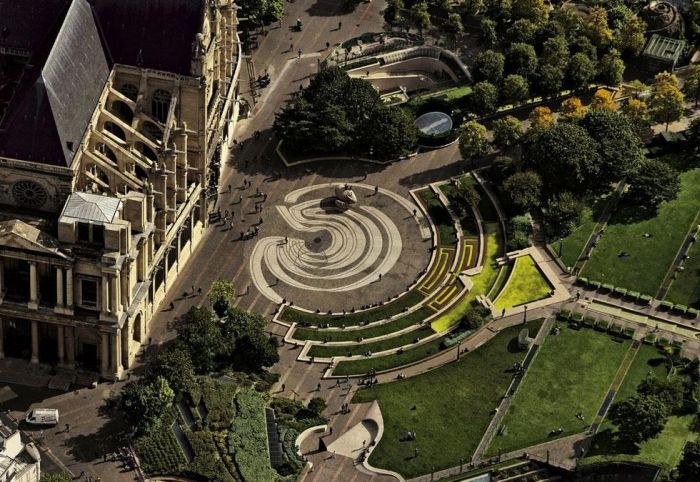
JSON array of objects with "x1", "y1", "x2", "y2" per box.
[{"x1": 334, "y1": 183, "x2": 358, "y2": 209}]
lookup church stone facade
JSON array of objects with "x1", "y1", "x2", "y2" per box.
[{"x1": 0, "y1": 0, "x2": 242, "y2": 380}]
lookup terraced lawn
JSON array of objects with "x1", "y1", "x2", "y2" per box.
[
  {"x1": 486, "y1": 326, "x2": 631, "y2": 456},
  {"x1": 353, "y1": 319, "x2": 544, "y2": 478},
  {"x1": 293, "y1": 308, "x2": 433, "y2": 342},
  {"x1": 665, "y1": 234, "x2": 700, "y2": 308},
  {"x1": 493, "y1": 255, "x2": 552, "y2": 311},
  {"x1": 332, "y1": 337, "x2": 445, "y2": 376},
  {"x1": 307, "y1": 325, "x2": 435, "y2": 358},
  {"x1": 581, "y1": 167, "x2": 700, "y2": 296}
]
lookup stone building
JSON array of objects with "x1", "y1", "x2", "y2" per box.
[
  {"x1": 0, "y1": 413, "x2": 41, "y2": 482},
  {"x1": 0, "y1": 0, "x2": 242, "y2": 380}
]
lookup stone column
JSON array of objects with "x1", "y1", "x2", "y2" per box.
[
  {"x1": 56, "y1": 268, "x2": 64, "y2": 308},
  {"x1": 65, "y1": 326, "x2": 75, "y2": 368},
  {"x1": 100, "y1": 332, "x2": 109, "y2": 377},
  {"x1": 0, "y1": 316, "x2": 4, "y2": 359},
  {"x1": 113, "y1": 329, "x2": 123, "y2": 378},
  {"x1": 30, "y1": 320, "x2": 39, "y2": 364},
  {"x1": 101, "y1": 275, "x2": 110, "y2": 314},
  {"x1": 28, "y1": 262, "x2": 38, "y2": 310},
  {"x1": 121, "y1": 323, "x2": 130, "y2": 369},
  {"x1": 57, "y1": 325, "x2": 65, "y2": 366},
  {"x1": 66, "y1": 268, "x2": 74, "y2": 308},
  {"x1": 111, "y1": 273, "x2": 121, "y2": 315}
]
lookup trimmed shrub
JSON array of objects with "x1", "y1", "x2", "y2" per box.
[
  {"x1": 558, "y1": 309, "x2": 571, "y2": 320},
  {"x1": 571, "y1": 311, "x2": 584, "y2": 322},
  {"x1": 613, "y1": 287, "x2": 627, "y2": 296},
  {"x1": 659, "y1": 301, "x2": 674, "y2": 310},
  {"x1": 644, "y1": 332, "x2": 657, "y2": 345},
  {"x1": 582, "y1": 316, "x2": 596, "y2": 328},
  {"x1": 639, "y1": 294, "x2": 653, "y2": 304},
  {"x1": 577, "y1": 276, "x2": 588, "y2": 285},
  {"x1": 622, "y1": 327, "x2": 635, "y2": 338},
  {"x1": 626, "y1": 291, "x2": 641, "y2": 300},
  {"x1": 601, "y1": 283, "x2": 614, "y2": 292},
  {"x1": 657, "y1": 337, "x2": 671, "y2": 347},
  {"x1": 608, "y1": 323, "x2": 624, "y2": 335},
  {"x1": 687, "y1": 308, "x2": 699, "y2": 318},
  {"x1": 671, "y1": 304, "x2": 688, "y2": 314},
  {"x1": 595, "y1": 319, "x2": 610, "y2": 332},
  {"x1": 591, "y1": 280, "x2": 602, "y2": 289}
]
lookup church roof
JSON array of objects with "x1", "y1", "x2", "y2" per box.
[
  {"x1": 0, "y1": 219, "x2": 69, "y2": 258},
  {"x1": 60, "y1": 192, "x2": 122, "y2": 224},
  {"x1": 0, "y1": 0, "x2": 109, "y2": 167}
]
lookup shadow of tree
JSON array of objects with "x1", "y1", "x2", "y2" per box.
[
  {"x1": 63, "y1": 403, "x2": 132, "y2": 463},
  {"x1": 306, "y1": 0, "x2": 358, "y2": 18}
]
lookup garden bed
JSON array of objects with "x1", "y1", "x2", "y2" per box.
[{"x1": 306, "y1": 325, "x2": 435, "y2": 358}]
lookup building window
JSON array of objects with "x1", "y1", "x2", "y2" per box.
[
  {"x1": 152, "y1": 89, "x2": 172, "y2": 124},
  {"x1": 78, "y1": 222, "x2": 90, "y2": 242},
  {"x1": 80, "y1": 279, "x2": 98, "y2": 308},
  {"x1": 77, "y1": 222, "x2": 105, "y2": 246}
]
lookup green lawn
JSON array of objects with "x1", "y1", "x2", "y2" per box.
[
  {"x1": 353, "y1": 319, "x2": 544, "y2": 478},
  {"x1": 416, "y1": 84, "x2": 472, "y2": 101},
  {"x1": 280, "y1": 291, "x2": 425, "y2": 327},
  {"x1": 486, "y1": 326, "x2": 631, "y2": 455},
  {"x1": 307, "y1": 325, "x2": 435, "y2": 358},
  {"x1": 583, "y1": 346, "x2": 695, "y2": 474},
  {"x1": 665, "y1": 231, "x2": 700, "y2": 308},
  {"x1": 418, "y1": 189, "x2": 457, "y2": 246},
  {"x1": 293, "y1": 308, "x2": 433, "y2": 342},
  {"x1": 333, "y1": 337, "x2": 445, "y2": 376},
  {"x1": 492, "y1": 255, "x2": 552, "y2": 311},
  {"x1": 549, "y1": 193, "x2": 611, "y2": 270},
  {"x1": 581, "y1": 167, "x2": 700, "y2": 296}
]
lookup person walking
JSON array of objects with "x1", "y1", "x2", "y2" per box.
[
  {"x1": 298, "y1": 48, "x2": 302, "y2": 58},
  {"x1": 338, "y1": 21, "x2": 342, "y2": 30}
]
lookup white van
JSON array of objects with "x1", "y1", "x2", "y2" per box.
[{"x1": 25, "y1": 408, "x2": 59, "y2": 426}]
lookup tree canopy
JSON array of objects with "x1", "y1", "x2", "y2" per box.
[
  {"x1": 121, "y1": 377, "x2": 175, "y2": 434},
  {"x1": 626, "y1": 158, "x2": 680, "y2": 211},
  {"x1": 458, "y1": 121, "x2": 489, "y2": 161},
  {"x1": 274, "y1": 67, "x2": 417, "y2": 158},
  {"x1": 609, "y1": 395, "x2": 669, "y2": 445}
]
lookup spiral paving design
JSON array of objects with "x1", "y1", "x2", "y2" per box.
[{"x1": 250, "y1": 184, "x2": 426, "y2": 305}]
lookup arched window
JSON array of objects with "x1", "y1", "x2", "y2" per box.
[
  {"x1": 151, "y1": 89, "x2": 172, "y2": 123},
  {"x1": 110, "y1": 100, "x2": 134, "y2": 124},
  {"x1": 136, "y1": 142, "x2": 158, "y2": 162},
  {"x1": 120, "y1": 83, "x2": 138, "y2": 101},
  {"x1": 132, "y1": 314, "x2": 142, "y2": 343}
]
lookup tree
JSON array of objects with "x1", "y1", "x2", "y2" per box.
[
  {"x1": 608, "y1": 395, "x2": 669, "y2": 445},
  {"x1": 614, "y1": 14, "x2": 646, "y2": 56},
  {"x1": 622, "y1": 98, "x2": 651, "y2": 140},
  {"x1": 470, "y1": 81, "x2": 499, "y2": 115},
  {"x1": 649, "y1": 72, "x2": 685, "y2": 131},
  {"x1": 625, "y1": 79, "x2": 648, "y2": 99},
  {"x1": 507, "y1": 43, "x2": 538, "y2": 77},
  {"x1": 411, "y1": 0, "x2": 432, "y2": 31},
  {"x1": 502, "y1": 171, "x2": 542, "y2": 212},
  {"x1": 458, "y1": 121, "x2": 489, "y2": 163},
  {"x1": 586, "y1": 7, "x2": 613, "y2": 48},
  {"x1": 473, "y1": 50, "x2": 505, "y2": 84},
  {"x1": 541, "y1": 36, "x2": 569, "y2": 70},
  {"x1": 503, "y1": 75, "x2": 529, "y2": 105},
  {"x1": 233, "y1": 331, "x2": 280, "y2": 372},
  {"x1": 686, "y1": 117, "x2": 700, "y2": 152},
  {"x1": 581, "y1": 110, "x2": 643, "y2": 185},
  {"x1": 544, "y1": 192, "x2": 584, "y2": 238},
  {"x1": 589, "y1": 89, "x2": 617, "y2": 112},
  {"x1": 175, "y1": 306, "x2": 222, "y2": 373},
  {"x1": 483, "y1": 0, "x2": 512, "y2": 22},
  {"x1": 534, "y1": 64, "x2": 564, "y2": 97},
  {"x1": 489, "y1": 155, "x2": 518, "y2": 185},
  {"x1": 147, "y1": 346, "x2": 196, "y2": 395},
  {"x1": 209, "y1": 280, "x2": 236, "y2": 317},
  {"x1": 597, "y1": 50, "x2": 625, "y2": 86},
  {"x1": 567, "y1": 53, "x2": 596, "y2": 90},
  {"x1": 445, "y1": 12, "x2": 464, "y2": 34},
  {"x1": 525, "y1": 123, "x2": 600, "y2": 195},
  {"x1": 308, "y1": 397, "x2": 327, "y2": 415},
  {"x1": 449, "y1": 178, "x2": 481, "y2": 219},
  {"x1": 460, "y1": 0, "x2": 484, "y2": 17},
  {"x1": 384, "y1": 0, "x2": 405, "y2": 25},
  {"x1": 528, "y1": 106, "x2": 554, "y2": 131},
  {"x1": 492, "y1": 115, "x2": 524, "y2": 149},
  {"x1": 240, "y1": 0, "x2": 284, "y2": 24},
  {"x1": 361, "y1": 106, "x2": 417, "y2": 159},
  {"x1": 480, "y1": 17, "x2": 498, "y2": 46},
  {"x1": 511, "y1": 0, "x2": 548, "y2": 23},
  {"x1": 461, "y1": 307, "x2": 490, "y2": 329},
  {"x1": 684, "y1": 63, "x2": 700, "y2": 106},
  {"x1": 507, "y1": 18, "x2": 537, "y2": 43},
  {"x1": 637, "y1": 377, "x2": 685, "y2": 414},
  {"x1": 626, "y1": 158, "x2": 680, "y2": 210},
  {"x1": 507, "y1": 215, "x2": 533, "y2": 250},
  {"x1": 121, "y1": 377, "x2": 174, "y2": 434},
  {"x1": 560, "y1": 97, "x2": 587, "y2": 122},
  {"x1": 676, "y1": 441, "x2": 700, "y2": 482}
]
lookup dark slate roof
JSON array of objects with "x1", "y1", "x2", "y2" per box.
[
  {"x1": 93, "y1": 0, "x2": 204, "y2": 76},
  {"x1": 0, "y1": 0, "x2": 109, "y2": 167},
  {"x1": 0, "y1": 0, "x2": 71, "y2": 52}
]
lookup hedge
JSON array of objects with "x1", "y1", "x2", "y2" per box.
[
  {"x1": 687, "y1": 308, "x2": 699, "y2": 318},
  {"x1": 659, "y1": 301, "x2": 674, "y2": 310},
  {"x1": 187, "y1": 431, "x2": 235, "y2": 482},
  {"x1": 582, "y1": 316, "x2": 596, "y2": 328},
  {"x1": 622, "y1": 327, "x2": 635, "y2": 338},
  {"x1": 558, "y1": 309, "x2": 571, "y2": 320},
  {"x1": 227, "y1": 392, "x2": 277, "y2": 482},
  {"x1": 595, "y1": 319, "x2": 610, "y2": 331},
  {"x1": 639, "y1": 294, "x2": 653, "y2": 304},
  {"x1": 577, "y1": 277, "x2": 588, "y2": 285},
  {"x1": 613, "y1": 287, "x2": 627, "y2": 296},
  {"x1": 132, "y1": 407, "x2": 187, "y2": 475},
  {"x1": 644, "y1": 333, "x2": 657, "y2": 345},
  {"x1": 571, "y1": 311, "x2": 584, "y2": 322}
]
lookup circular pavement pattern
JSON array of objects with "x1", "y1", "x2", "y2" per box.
[
  {"x1": 414, "y1": 111, "x2": 453, "y2": 137},
  {"x1": 250, "y1": 184, "x2": 429, "y2": 308}
]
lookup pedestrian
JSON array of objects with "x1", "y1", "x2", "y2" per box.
[
  {"x1": 289, "y1": 43, "x2": 293, "y2": 52},
  {"x1": 243, "y1": 178, "x2": 247, "y2": 188},
  {"x1": 502, "y1": 308, "x2": 506, "y2": 317},
  {"x1": 65, "y1": 423, "x2": 70, "y2": 433},
  {"x1": 362, "y1": 440, "x2": 366, "y2": 448},
  {"x1": 330, "y1": 427, "x2": 333, "y2": 435},
  {"x1": 170, "y1": 301, "x2": 174, "y2": 310},
  {"x1": 378, "y1": 273, "x2": 382, "y2": 281},
  {"x1": 317, "y1": 382, "x2": 321, "y2": 391},
  {"x1": 198, "y1": 287, "x2": 202, "y2": 295},
  {"x1": 413, "y1": 208, "x2": 417, "y2": 216},
  {"x1": 240, "y1": 231, "x2": 244, "y2": 239},
  {"x1": 263, "y1": 193, "x2": 268, "y2": 201},
  {"x1": 259, "y1": 217, "x2": 263, "y2": 224},
  {"x1": 374, "y1": 185, "x2": 379, "y2": 195},
  {"x1": 281, "y1": 383, "x2": 286, "y2": 391},
  {"x1": 254, "y1": 226, "x2": 259, "y2": 235},
  {"x1": 326, "y1": 41, "x2": 330, "y2": 49},
  {"x1": 230, "y1": 221, "x2": 235, "y2": 230},
  {"x1": 338, "y1": 21, "x2": 342, "y2": 30},
  {"x1": 284, "y1": 236, "x2": 289, "y2": 244},
  {"x1": 298, "y1": 48, "x2": 302, "y2": 58},
  {"x1": 576, "y1": 291, "x2": 581, "y2": 301},
  {"x1": 228, "y1": 184, "x2": 232, "y2": 193},
  {"x1": 191, "y1": 284, "x2": 195, "y2": 293}
]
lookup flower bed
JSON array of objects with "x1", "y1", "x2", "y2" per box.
[{"x1": 228, "y1": 391, "x2": 277, "y2": 482}]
